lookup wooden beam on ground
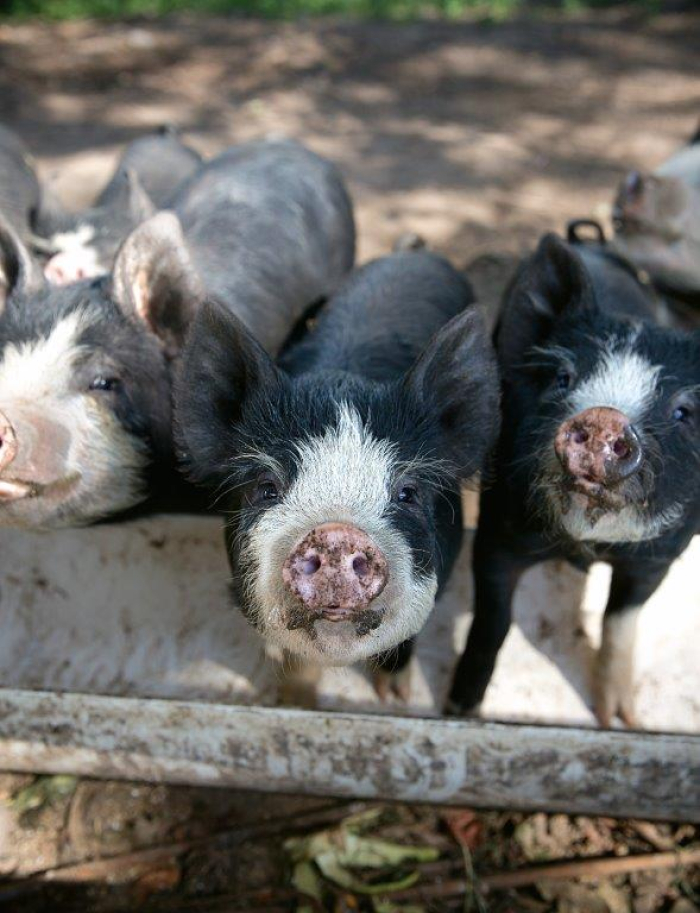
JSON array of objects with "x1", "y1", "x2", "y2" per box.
[{"x1": 0, "y1": 689, "x2": 696, "y2": 821}]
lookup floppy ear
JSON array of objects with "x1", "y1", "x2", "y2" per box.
[
  {"x1": 112, "y1": 211, "x2": 203, "y2": 357},
  {"x1": 0, "y1": 215, "x2": 43, "y2": 313},
  {"x1": 175, "y1": 301, "x2": 283, "y2": 487},
  {"x1": 403, "y1": 306, "x2": 501, "y2": 481},
  {"x1": 496, "y1": 232, "x2": 596, "y2": 373}
]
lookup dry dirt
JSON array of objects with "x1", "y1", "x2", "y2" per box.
[{"x1": 0, "y1": 8, "x2": 699, "y2": 911}]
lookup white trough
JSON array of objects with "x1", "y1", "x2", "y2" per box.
[{"x1": 0, "y1": 514, "x2": 698, "y2": 820}]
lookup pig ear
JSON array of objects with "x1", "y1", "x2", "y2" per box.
[
  {"x1": 496, "y1": 233, "x2": 596, "y2": 370},
  {"x1": 175, "y1": 300, "x2": 283, "y2": 486},
  {"x1": 0, "y1": 215, "x2": 43, "y2": 314},
  {"x1": 113, "y1": 211, "x2": 203, "y2": 357},
  {"x1": 403, "y1": 307, "x2": 501, "y2": 481},
  {"x1": 107, "y1": 168, "x2": 156, "y2": 223}
]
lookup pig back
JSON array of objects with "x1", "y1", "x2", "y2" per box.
[
  {"x1": 280, "y1": 250, "x2": 476, "y2": 383},
  {"x1": 173, "y1": 140, "x2": 355, "y2": 354}
]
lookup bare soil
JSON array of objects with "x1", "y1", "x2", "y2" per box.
[{"x1": 0, "y1": 9, "x2": 698, "y2": 911}]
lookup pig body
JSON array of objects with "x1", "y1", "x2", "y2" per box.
[
  {"x1": 447, "y1": 234, "x2": 700, "y2": 726},
  {"x1": 612, "y1": 128, "x2": 700, "y2": 295},
  {"x1": 176, "y1": 250, "x2": 500, "y2": 676},
  {"x1": 0, "y1": 139, "x2": 356, "y2": 529},
  {"x1": 43, "y1": 127, "x2": 203, "y2": 284}
]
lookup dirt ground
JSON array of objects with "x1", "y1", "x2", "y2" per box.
[{"x1": 0, "y1": 7, "x2": 699, "y2": 912}]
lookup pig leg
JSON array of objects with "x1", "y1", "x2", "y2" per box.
[
  {"x1": 372, "y1": 639, "x2": 414, "y2": 702},
  {"x1": 277, "y1": 650, "x2": 323, "y2": 709},
  {"x1": 446, "y1": 536, "x2": 536, "y2": 716},
  {"x1": 595, "y1": 562, "x2": 669, "y2": 728}
]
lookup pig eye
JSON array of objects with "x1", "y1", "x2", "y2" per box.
[
  {"x1": 258, "y1": 481, "x2": 279, "y2": 502},
  {"x1": 89, "y1": 376, "x2": 121, "y2": 393},
  {"x1": 397, "y1": 485, "x2": 418, "y2": 505},
  {"x1": 672, "y1": 404, "x2": 692, "y2": 424},
  {"x1": 556, "y1": 369, "x2": 572, "y2": 392}
]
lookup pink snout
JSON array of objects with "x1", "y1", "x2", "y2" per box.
[
  {"x1": 282, "y1": 522, "x2": 389, "y2": 620},
  {"x1": 44, "y1": 250, "x2": 100, "y2": 286},
  {"x1": 554, "y1": 407, "x2": 643, "y2": 490},
  {"x1": 0, "y1": 409, "x2": 30, "y2": 502}
]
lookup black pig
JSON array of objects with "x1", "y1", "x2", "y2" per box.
[
  {"x1": 176, "y1": 250, "x2": 500, "y2": 691},
  {"x1": 447, "y1": 233, "x2": 700, "y2": 726}
]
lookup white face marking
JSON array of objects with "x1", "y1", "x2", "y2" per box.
[
  {"x1": 0, "y1": 309, "x2": 149, "y2": 528},
  {"x1": 241, "y1": 404, "x2": 438, "y2": 665},
  {"x1": 536, "y1": 339, "x2": 683, "y2": 544},
  {"x1": 49, "y1": 224, "x2": 96, "y2": 252},
  {"x1": 570, "y1": 345, "x2": 661, "y2": 425}
]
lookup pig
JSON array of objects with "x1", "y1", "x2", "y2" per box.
[
  {"x1": 0, "y1": 138, "x2": 355, "y2": 529},
  {"x1": 612, "y1": 127, "x2": 700, "y2": 296},
  {"x1": 446, "y1": 232, "x2": 700, "y2": 726},
  {"x1": 42, "y1": 127, "x2": 203, "y2": 284},
  {"x1": 175, "y1": 249, "x2": 500, "y2": 690}
]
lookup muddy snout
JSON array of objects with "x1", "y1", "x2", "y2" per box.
[
  {"x1": 555, "y1": 407, "x2": 643, "y2": 491},
  {"x1": 282, "y1": 522, "x2": 389, "y2": 626},
  {"x1": 0, "y1": 409, "x2": 27, "y2": 502},
  {"x1": 0, "y1": 407, "x2": 73, "y2": 502}
]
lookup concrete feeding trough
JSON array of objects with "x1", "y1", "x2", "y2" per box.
[{"x1": 0, "y1": 507, "x2": 698, "y2": 821}]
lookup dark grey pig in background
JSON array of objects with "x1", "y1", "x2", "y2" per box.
[
  {"x1": 0, "y1": 138, "x2": 355, "y2": 529},
  {"x1": 447, "y1": 233, "x2": 700, "y2": 727},
  {"x1": 176, "y1": 249, "x2": 500, "y2": 698},
  {"x1": 42, "y1": 126, "x2": 203, "y2": 284}
]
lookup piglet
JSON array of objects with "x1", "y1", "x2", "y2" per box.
[{"x1": 176, "y1": 249, "x2": 500, "y2": 696}]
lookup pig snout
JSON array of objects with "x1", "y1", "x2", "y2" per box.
[
  {"x1": 44, "y1": 250, "x2": 100, "y2": 286},
  {"x1": 0, "y1": 410, "x2": 30, "y2": 502},
  {"x1": 282, "y1": 522, "x2": 388, "y2": 621},
  {"x1": 555, "y1": 407, "x2": 643, "y2": 489}
]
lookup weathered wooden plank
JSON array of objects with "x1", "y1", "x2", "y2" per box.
[{"x1": 0, "y1": 689, "x2": 696, "y2": 821}]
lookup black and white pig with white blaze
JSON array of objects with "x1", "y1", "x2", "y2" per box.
[
  {"x1": 447, "y1": 233, "x2": 700, "y2": 727},
  {"x1": 176, "y1": 249, "x2": 500, "y2": 688},
  {"x1": 0, "y1": 139, "x2": 355, "y2": 529}
]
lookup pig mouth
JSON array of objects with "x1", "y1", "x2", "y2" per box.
[
  {"x1": 285, "y1": 603, "x2": 384, "y2": 638},
  {"x1": 0, "y1": 472, "x2": 81, "y2": 504}
]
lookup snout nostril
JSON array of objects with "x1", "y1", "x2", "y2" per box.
[
  {"x1": 613, "y1": 438, "x2": 631, "y2": 459},
  {"x1": 352, "y1": 555, "x2": 369, "y2": 578},
  {"x1": 300, "y1": 554, "x2": 321, "y2": 576},
  {"x1": 572, "y1": 429, "x2": 589, "y2": 445}
]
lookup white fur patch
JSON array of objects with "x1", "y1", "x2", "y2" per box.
[
  {"x1": 596, "y1": 605, "x2": 643, "y2": 725},
  {"x1": 48, "y1": 223, "x2": 96, "y2": 252},
  {"x1": 557, "y1": 499, "x2": 684, "y2": 543},
  {"x1": 570, "y1": 345, "x2": 661, "y2": 425},
  {"x1": 0, "y1": 309, "x2": 149, "y2": 528},
  {"x1": 241, "y1": 403, "x2": 438, "y2": 665}
]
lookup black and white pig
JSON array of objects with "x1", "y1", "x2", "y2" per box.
[
  {"x1": 447, "y1": 233, "x2": 700, "y2": 726},
  {"x1": 0, "y1": 139, "x2": 355, "y2": 528},
  {"x1": 176, "y1": 250, "x2": 500, "y2": 686},
  {"x1": 612, "y1": 125, "x2": 700, "y2": 297},
  {"x1": 42, "y1": 127, "x2": 203, "y2": 284}
]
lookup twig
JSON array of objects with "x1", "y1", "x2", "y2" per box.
[{"x1": 387, "y1": 847, "x2": 700, "y2": 901}]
